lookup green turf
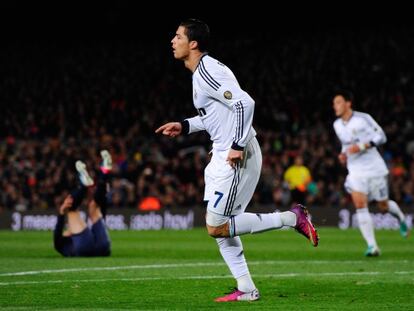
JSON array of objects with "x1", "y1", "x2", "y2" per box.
[{"x1": 0, "y1": 228, "x2": 413, "y2": 310}]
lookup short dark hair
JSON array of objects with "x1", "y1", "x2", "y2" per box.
[
  {"x1": 334, "y1": 89, "x2": 354, "y2": 103},
  {"x1": 180, "y1": 18, "x2": 210, "y2": 52}
]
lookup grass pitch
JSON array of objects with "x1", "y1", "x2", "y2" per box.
[{"x1": 0, "y1": 228, "x2": 413, "y2": 310}]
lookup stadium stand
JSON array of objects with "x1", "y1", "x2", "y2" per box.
[{"x1": 0, "y1": 26, "x2": 413, "y2": 211}]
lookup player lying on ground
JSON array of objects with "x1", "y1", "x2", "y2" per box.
[{"x1": 53, "y1": 150, "x2": 112, "y2": 257}]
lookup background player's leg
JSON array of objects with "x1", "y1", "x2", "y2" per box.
[
  {"x1": 87, "y1": 150, "x2": 112, "y2": 256},
  {"x1": 378, "y1": 199, "x2": 408, "y2": 237},
  {"x1": 89, "y1": 200, "x2": 111, "y2": 256},
  {"x1": 69, "y1": 159, "x2": 104, "y2": 256},
  {"x1": 94, "y1": 180, "x2": 108, "y2": 219},
  {"x1": 384, "y1": 200, "x2": 405, "y2": 221},
  {"x1": 70, "y1": 226, "x2": 95, "y2": 256},
  {"x1": 69, "y1": 186, "x2": 87, "y2": 211},
  {"x1": 66, "y1": 181, "x2": 89, "y2": 234},
  {"x1": 88, "y1": 200, "x2": 103, "y2": 224},
  {"x1": 53, "y1": 196, "x2": 75, "y2": 256},
  {"x1": 70, "y1": 159, "x2": 94, "y2": 212},
  {"x1": 352, "y1": 191, "x2": 379, "y2": 255},
  {"x1": 66, "y1": 160, "x2": 93, "y2": 237},
  {"x1": 93, "y1": 150, "x2": 112, "y2": 220}
]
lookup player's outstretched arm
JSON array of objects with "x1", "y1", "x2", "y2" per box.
[{"x1": 155, "y1": 122, "x2": 182, "y2": 137}]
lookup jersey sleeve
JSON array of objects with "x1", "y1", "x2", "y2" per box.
[
  {"x1": 333, "y1": 121, "x2": 347, "y2": 153},
  {"x1": 181, "y1": 115, "x2": 205, "y2": 135},
  {"x1": 198, "y1": 60, "x2": 255, "y2": 150},
  {"x1": 363, "y1": 113, "x2": 387, "y2": 146}
]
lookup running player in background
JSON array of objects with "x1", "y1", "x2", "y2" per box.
[
  {"x1": 53, "y1": 150, "x2": 112, "y2": 257},
  {"x1": 156, "y1": 18, "x2": 319, "y2": 302},
  {"x1": 332, "y1": 90, "x2": 409, "y2": 257}
]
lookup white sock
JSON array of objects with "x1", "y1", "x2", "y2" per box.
[
  {"x1": 237, "y1": 274, "x2": 256, "y2": 293},
  {"x1": 356, "y1": 207, "x2": 377, "y2": 248},
  {"x1": 280, "y1": 211, "x2": 297, "y2": 226},
  {"x1": 216, "y1": 237, "x2": 256, "y2": 292},
  {"x1": 387, "y1": 200, "x2": 405, "y2": 222},
  {"x1": 229, "y1": 212, "x2": 285, "y2": 237}
]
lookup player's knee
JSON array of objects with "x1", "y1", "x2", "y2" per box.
[
  {"x1": 353, "y1": 199, "x2": 366, "y2": 209},
  {"x1": 207, "y1": 226, "x2": 223, "y2": 238},
  {"x1": 354, "y1": 203, "x2": 365, "y2": 209},
  {"x1": 206, "y1": 224, "x2": 229, "y2": 238},
  {"x1": 377, "y1": 201, "x2": 388, "y2": 213}
]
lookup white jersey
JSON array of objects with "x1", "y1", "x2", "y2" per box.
[
  {"x1": 184, "y1": 54, "x2": 256, "y2": 151},
  {"x1": 333, "y1": 111, "x2": 388, "y2": 177}
]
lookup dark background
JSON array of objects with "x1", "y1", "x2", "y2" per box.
[{"x1": 1, "y1": 2, "x2": 413, "y2": 42}]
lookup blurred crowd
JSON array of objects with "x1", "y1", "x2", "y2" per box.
[{"x1": 1, "y1": 25, "x2": 414, "y2": 211}]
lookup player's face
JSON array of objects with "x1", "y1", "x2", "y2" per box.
[
  {"x1": 171, "y1": 26, "x2": 191, "y2": 60},
  {"x1": 333, "y1": 95, "x2": 350, "y2": 117}
]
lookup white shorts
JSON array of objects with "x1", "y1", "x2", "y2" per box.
[
  {"x1": 205, "y1": 137, "x2": 262, "y2": 226},
  {"x1": 344, "y1": 174, "x2": 389, "y2": 202}
]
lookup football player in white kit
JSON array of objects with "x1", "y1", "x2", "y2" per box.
[
  {"x1": 156, "y1": 19, "x2": 319, "y2": 302},
  {"x1": 333, "y1": 90, "x2": 409, "y2": 257}
]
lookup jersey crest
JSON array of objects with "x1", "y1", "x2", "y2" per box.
[{"x1": 224, "y1": 90, "x2": 232, "y2": 100}]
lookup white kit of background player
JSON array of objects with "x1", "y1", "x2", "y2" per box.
[{"x1": 333, "y1": 91, "x2": 409, "y2": 257}]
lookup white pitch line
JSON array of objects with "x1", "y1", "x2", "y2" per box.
[
  {"x1": 0, "y1": 259, "x2": 411, "y2": 277},
  {"x1": 0, "y1": 262, "x2": 221, "y2": 277},
  {"x1": 0, "y1": 270, "x2": 413, "y2": 286}
]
